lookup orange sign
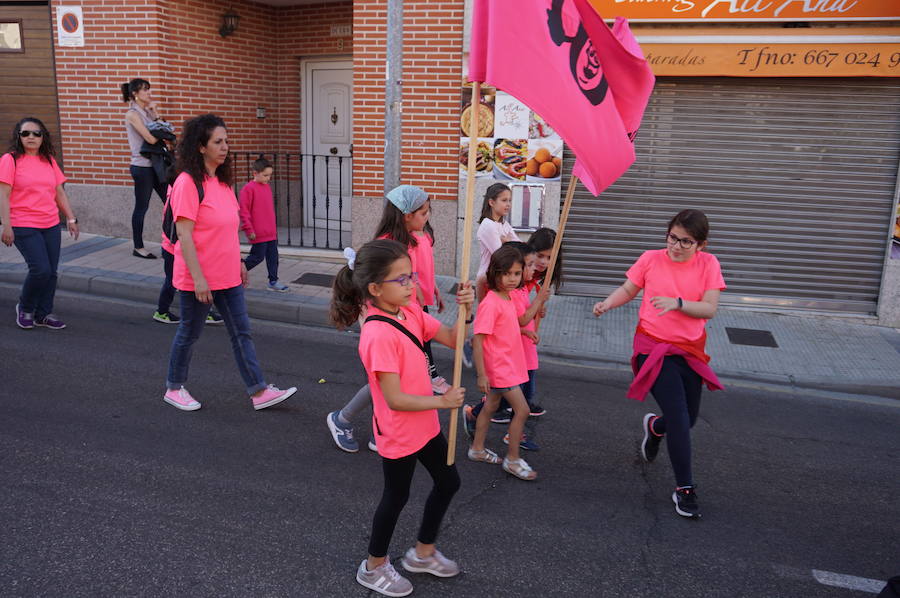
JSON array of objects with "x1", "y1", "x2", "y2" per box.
[
  {"x1": 642, "y1": 43, "x2": 900, "y2": 75},
  {"x1": 589, "y1": 0, "x2": 900, "y2": 21}
]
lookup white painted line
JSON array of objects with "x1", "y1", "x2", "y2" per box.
[{"x1": 812, "y1": 569, "x2": 885, "y2": 594}]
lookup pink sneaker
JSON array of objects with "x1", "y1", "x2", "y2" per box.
[
  {"x1": 252, "y1": 385, "x2": 298, "y2": 410},
  {"x1": 164, "y1": 387, "x2": 201, "y2": 411}
]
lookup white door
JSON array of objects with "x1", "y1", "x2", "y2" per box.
[{"x1": 302, "y1": 60, "x2": 352, "y2": 233}]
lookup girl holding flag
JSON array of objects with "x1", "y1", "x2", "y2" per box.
[
  {"x1": 592, "y1": 209, "x2": 725, "y2": 518},
  {"x1": 330, "y1": 239, "x2": 473, "y2": 597}
]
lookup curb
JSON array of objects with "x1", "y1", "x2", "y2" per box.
[{"x1": 2, "y1": 264, "x2": 897, "y2": 401}]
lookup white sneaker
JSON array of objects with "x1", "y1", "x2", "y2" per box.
[
  {"x1": 401, "y1": 547, "x2": 460, "y2": 577},
  {"x1": 356, "y1": 559, "x2": 413, "y2": 597}
]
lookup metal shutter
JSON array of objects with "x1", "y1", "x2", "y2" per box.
[{"x1": 561, "y1": 77, "x2": 900, "y2": 313}]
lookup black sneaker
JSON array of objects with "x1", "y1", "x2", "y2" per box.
[
  {"x1": 528, "y1": 404, "x2": 546, "y2": 417},
  {"x1": 672, "y1": 486, "x2": 701, "y2": 518},
  {"x1": 490, "y1": 408, "x2": 512, "y2": 424},
  {"x1": 206, "y1": 311, "x2": 224, "y2": 325},
  {"x1": 641, "y1": 413, "x2": 663, "y2": 463}
]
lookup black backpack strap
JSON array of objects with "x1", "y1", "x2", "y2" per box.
[{"x1": 364, "y1": 315, "x2": 427, "y2": 357}]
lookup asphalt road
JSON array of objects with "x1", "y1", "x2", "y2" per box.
[{"x1": 1, "y1": 285, "x2": 897, "y2": 598}]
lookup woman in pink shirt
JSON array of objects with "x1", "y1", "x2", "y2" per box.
[
  {"x1": 0, "y1": 118, "x2": 79, "y2": 330},
  {"x1": 330, "y1": 239, "x2": 473, "y2": 597},
  {"x1": 593, "y1": 209, "x2": 726, "y2": 519},
  {"x1": 162, "y1": 114, "x2": 296, "y2": 412},
  {"x1": 469, "y1": 244, "x2": 538, "y2": 481}
]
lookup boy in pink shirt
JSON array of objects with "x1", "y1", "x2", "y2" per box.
[
  {"x1": 469, "y1": 245, "x2": 538, "y2": 481},
  {"x1": 239, "y1": 156, "x2": 288, "y2": 292}
]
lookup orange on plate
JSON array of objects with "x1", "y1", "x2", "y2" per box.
[
  {"x1": 534, "y1": 148, "x2": 552, "y2": 164},
  {"x1": 539, "y1": 161, "x2": 557, "y2": 178}
]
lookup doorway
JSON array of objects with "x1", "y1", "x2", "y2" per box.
[{"x1": 301, "y1": 58, "x2": 353, "y2": 249}]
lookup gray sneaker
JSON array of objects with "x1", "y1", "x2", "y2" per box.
[
  {"x1": 356, "y1": 559, "x2": 413, "y2": 597},
  {"x1": 401, "y1": 547, "x2": 460, "y2": 578},
  {"x1": 326, "y1": 410, "x2": 359, "y2": 453}
]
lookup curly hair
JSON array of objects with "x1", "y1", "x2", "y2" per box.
[
  {"x1": 174, "y1": 114, "x2": 233, "y2": 189},
  {"x1": 7, "y1": 117, "x2": 55, "y2": 163}
]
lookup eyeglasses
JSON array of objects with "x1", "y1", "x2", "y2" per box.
[
  {"x1": 381, "y1": 272, "x2": 419, "y2": 286},
  {"x1": 19, "y1": 130, "x2": 43, "y2": 138},
  {"x1": 667, "y1": 233, "x2": 697, "y2": 249}
]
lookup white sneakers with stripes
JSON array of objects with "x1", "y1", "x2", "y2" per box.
[{"x1": 356, "y1": 558, "x2": 413, "y2": 597}]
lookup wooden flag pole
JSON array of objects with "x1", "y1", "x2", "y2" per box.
[
  {"x1": 535, "y1": 172, "x2": 578, "y2": 333},
  {"x1": 447, "y1": 80, "x2": 482, "y2": 465}
]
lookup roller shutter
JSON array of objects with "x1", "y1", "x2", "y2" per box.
[{"x1": 561, "y1": 77, "x2": 900, "y2": 313}]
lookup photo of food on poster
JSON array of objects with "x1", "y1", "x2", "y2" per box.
[{"x1": 459, "y1": 84, "x2": 563, "y2": 182}]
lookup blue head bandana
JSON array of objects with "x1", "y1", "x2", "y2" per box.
[{"x1": 385, "y1": 185, "x2": 428, "y2": 214}]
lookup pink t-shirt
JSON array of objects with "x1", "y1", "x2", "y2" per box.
[
  {"x1": 626, "y1": 248, "x2": 726, "y2": 343},
  {"x1": 359, "y1": 303, "x2": 443, "y2": 459},
  {"x1": 0, "y1": 153, "x2": 66, "y2": 228},
  {"x1": 473, "y1": 290, "x2": 528, "y2": 388},
  {"x1": 511, "y1": 287, "x2": 539, "y2": 371},
  {"x1": 476, "y1": 218, "x2": 515, "y2": 278},
  {"x1": 171, "y1": 172, "x2": 241, "y2": 292},
  {"x1": 409, "y1": 231, "x2": 436, "y2": 306},
  {"x1": 238, "y1": 181, "x2": 278, "y2": 244}
]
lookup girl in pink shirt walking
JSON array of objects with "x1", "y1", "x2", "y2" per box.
[
  {"x1": 593, "y1": 210, "x2": 726, "y2": 518},
  {"x1": 330, "y1": 239, "x2": 473, "y2": 597},
  {"x1": 469, "y1": 244, "x2": 538, "y2": 481}
]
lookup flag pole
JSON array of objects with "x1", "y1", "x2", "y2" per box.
[
  {"x1": 447, "y1": 80, "x2": 482, "y2": 465},
  {"x1": 535, "y1": 172, "x2": 577, "y2": 333}
]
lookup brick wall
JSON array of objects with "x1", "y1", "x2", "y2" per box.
[{"x1": 51, "y1": 0, "x2": 352, "y2": 186}]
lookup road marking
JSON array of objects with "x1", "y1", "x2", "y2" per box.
[{"x1": 812, "y1": 569, "x2": 885, "y2": 594}]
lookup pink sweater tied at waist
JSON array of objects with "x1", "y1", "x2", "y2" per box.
[{"x1": 627, "y1": 332, "x2": 724, "y2": 402}]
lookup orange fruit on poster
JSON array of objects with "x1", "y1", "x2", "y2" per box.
[
  {"x1": 526, "y1": 159, "x2": 539, "y2": 176},
  {"x1": 534, "y1": 148, "x2": 551, "y2": 164},
  {"x1": 539, "y1": 162, "x2": 557, "y2": 178},
  {"x1": 552, "y1": 157, "x2": 561, "y2": 169}
]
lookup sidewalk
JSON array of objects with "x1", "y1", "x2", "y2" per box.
[{"x1": 2, "y1": 232, "x2": 898, "y2": 400}]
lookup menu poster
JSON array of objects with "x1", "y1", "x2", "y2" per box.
[
  {"x1": 459, "y1": 86, "x2": 564, "y2": 184},
  {"x1": 892, "y1": 203, "x2": 900, "y2": 260}
]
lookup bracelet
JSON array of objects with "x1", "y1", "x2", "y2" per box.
[
  {"x1": 465, "y1": 314, "x2": 474, "y2": 324},
  {"x1": 677, "y1": 297, "x2": 683, "y2": 310},
  {"x1": 67, "y1": 217, "x2": 78, "y2": 224}
]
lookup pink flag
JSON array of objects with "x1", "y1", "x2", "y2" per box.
[{"x1": 469, "y1": 0, "x2": 655, "y2": 196}]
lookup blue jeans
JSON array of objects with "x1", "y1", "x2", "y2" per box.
[
  {"x1": 129, "y1": 165, "x2": 167, "y2": 249},
  {"x1": 166, "y1": 285, "x2": 267, "y2": 395},
  {"x1": 243, "y1": 240, "x2": 279, "y2": 283},
  {"x1": 13, "y1": 225, "x2": 61, "y2": 319}
]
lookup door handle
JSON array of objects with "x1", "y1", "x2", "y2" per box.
[{"x1": 330, "y1": 147, "x2": 338, "y2": 155}]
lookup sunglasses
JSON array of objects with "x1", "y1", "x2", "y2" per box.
[{"x1": 19, "y1": 130, "x2": 43, "y2": 138}]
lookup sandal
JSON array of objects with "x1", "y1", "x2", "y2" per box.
[
  {"x1": 467, "y1": 447, "x2": 501, "y2": 464},
  {"x1": 502, "y1": 457, "x2": 537, "y2": 481}
]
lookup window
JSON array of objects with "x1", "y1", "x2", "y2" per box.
[{"x1": 0, "y1": 21, "x2": 23, "y2": 52}]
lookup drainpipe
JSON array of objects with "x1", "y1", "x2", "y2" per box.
[{"x1": 383, "y1": 0, "x2": 402, "y2": 194}]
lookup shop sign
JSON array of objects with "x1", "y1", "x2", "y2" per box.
[
  {"x1": 642, "y1": 43, "x2": 900, "y2": 75},
  {"x1": 588, "y1": 0, "x2": 900, "y2": 21},
  {"x1": 57, "y1": 6, "x2": 84, "y2": 47}
]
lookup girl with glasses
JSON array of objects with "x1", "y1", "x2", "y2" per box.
[
  {"x1": 592, "y1": 209, "x2": 726, "y2": 518},
  {"x1": 330, "y1": 239, "x2": 473, "y2": 597},
  {"x1": 0, "y1": 117, "x2": 79, "y2": 330},
  {"x1": 327, "y1": 185, "x2": 447, "y2": 454}
]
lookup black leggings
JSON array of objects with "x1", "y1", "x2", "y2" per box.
[
  {"x1": 368, "y1": 433, "x2": 460, "y2": 557},
  {"x1": 636, "y1": 354, "x2": 703, "y2": 487},
  {"x1": 129, "y1": 165, "x2": 167, "y2": 249}
]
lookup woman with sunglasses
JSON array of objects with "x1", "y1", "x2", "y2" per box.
[
  {"x1": 0, "y1": 117, "x2": 79, "y2": 330},
  {"x1": 592, "y1": 209, "x2": 725, "y2": 519}
]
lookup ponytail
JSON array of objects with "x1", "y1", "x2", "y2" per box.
[{"x1": 330, "y1": 265, "x2": 363, "y2": 329}]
